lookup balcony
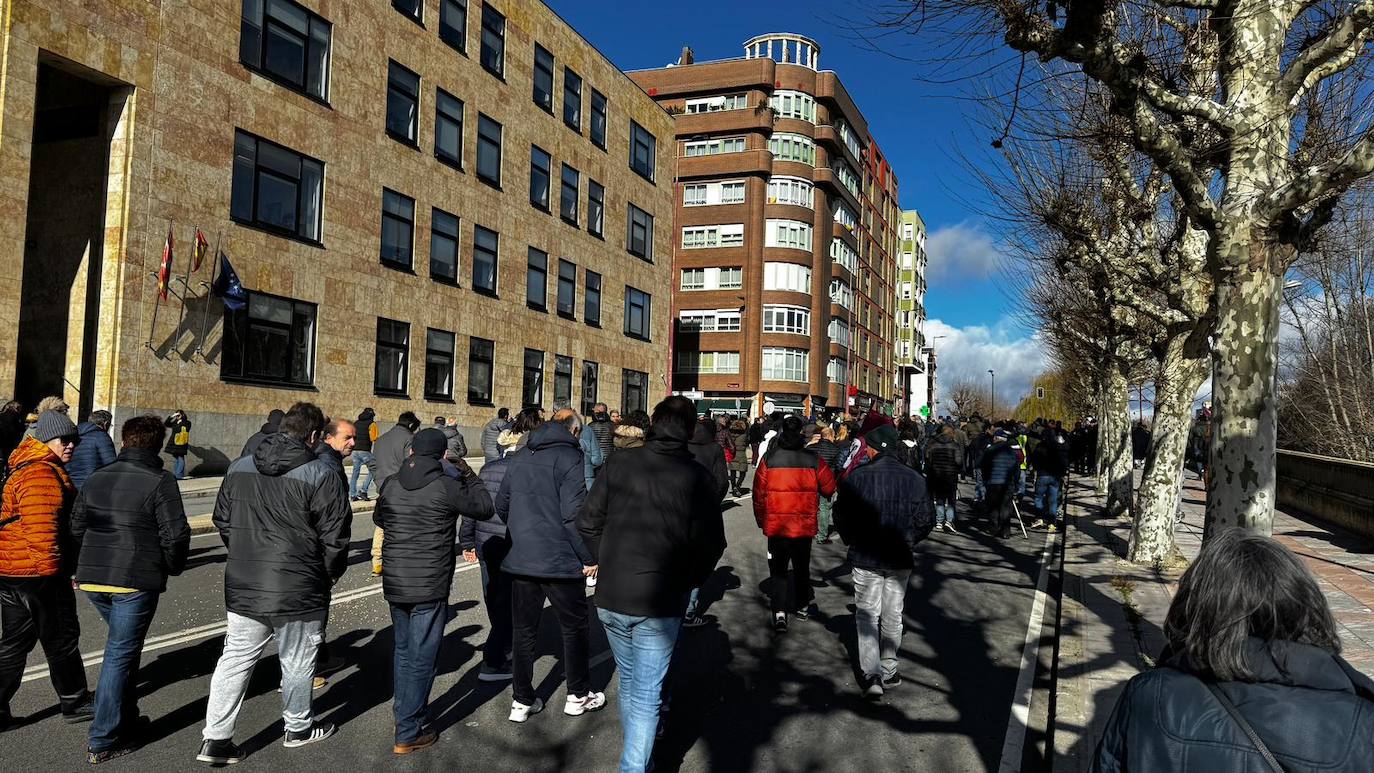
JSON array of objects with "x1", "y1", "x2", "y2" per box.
[
  {"x1": 676, "y1": 149, "x2": 773, "y2": 179},
  {"x1": 676, "y1": 105, "x2": 775, "y2": 136},
  {"x1": 815, "y1": 124, "x2": 862, "y2": 169},
  {"x1": 814, "y1": 167, "x2": 861, "y2": 212}
]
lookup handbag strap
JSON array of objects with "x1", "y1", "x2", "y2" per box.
[{"x1": 1204, "y1": 682, "x2": 1285, "y2": 773}]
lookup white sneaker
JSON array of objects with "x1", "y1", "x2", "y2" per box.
[
  {"x1": 564, "y1": 691, "x2": 606, "y2": 716},
  {"x1": 508, "y1": 698, "x2": 544, "y2": 723}
]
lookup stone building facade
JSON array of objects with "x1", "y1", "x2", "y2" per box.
[
  {"x1": 630, "y1": 33, "x2": 900, "y2": 419},
  {"x1": 0, "y1": 0, "x2": 674, "y2": 471}
]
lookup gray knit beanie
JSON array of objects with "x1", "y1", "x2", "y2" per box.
[{"x1": 34, "y1": 410, "x2": 79, "y2": 443}]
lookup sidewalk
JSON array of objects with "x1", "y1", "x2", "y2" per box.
[{"x1": 1052, "y1": 473, "x2": 1374, "y2": 772}]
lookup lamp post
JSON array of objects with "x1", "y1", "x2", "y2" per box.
[{"x1": 988, "y1": 369, "x2": 996, "y2": 419}]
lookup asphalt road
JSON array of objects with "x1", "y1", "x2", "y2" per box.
[{"x1": 5, "y1": 481, "x2": 1053, "y2": 772}]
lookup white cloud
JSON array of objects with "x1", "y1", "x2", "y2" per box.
[
  {"x1": 927, "y1": 317, "x2": 1047, "y2": 416},
  {"x1": 925, "y1": 221, "x2": 1008, "y2": 282}
]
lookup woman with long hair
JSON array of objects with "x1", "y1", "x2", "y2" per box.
[{"x1": 1093, "y1": 529, "x2": 1374, "y2": 772}]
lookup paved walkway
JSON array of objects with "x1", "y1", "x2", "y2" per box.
[{"x1": 1053, "y1": 473, "x2": 1374, "y2": 772}]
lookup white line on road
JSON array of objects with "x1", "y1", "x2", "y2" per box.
[
  {"x1": 22, "y1": 563, "x2": 483, "y2": 684},
  {"x1": 997, "y1": 529, "x2": 1058, "y2": 773}
]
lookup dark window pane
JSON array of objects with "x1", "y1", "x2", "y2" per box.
[
  {"x1": 529, "y1": 145, "x2": 550, "y2": 210},
  {"x1": 557, "y1": 259, "x2": 576, "y2": 318},
  {"x1": 264, "y1": 21, "x2": 306, "y2": 87},
  {"x1": 477, "y1": 113, "x2": 502, "y2": 186},
  {"x1": 231, "y1": 132, "x2": 256, "y2": 220},
  {"x1": 430, "y1": 207, "x2": 459, "y2": 282},
  {"x1": 380, "y1": 188, "x2": 415, "y2": 268},
  {"x1": 522, "y1": 348, "x2": 544, "y2": 408},
  {"x1": 221, "y1": 288, "x2": 316, "y2": 386},
  {"x1": 473, "y1": 224, "x2": 499, "y2": 294},
  {"x1": 526, "y1": 246, "x2": 547, "y2": 310},
  {"x1": 580, "y1": 361, "x2": 598, "y2": 416},
  {"x1": 559, "y1": 164, "x2": 579, "y2": 223},
  {"x1": 440, "y1": 0, "x2": 467, "y2": 50},
  {"x1": 230, "y1": 130, "x2": 323, "y2": 243},
  {"x1": 554, "y1": 355, "x2": 573, "y2": 407},
  {"x1": 630, "y1": 120, "x2": 655, "y2": 181},
  {"x1": 435, "y1": 89, "x2": 463, "y2": 165},
  {"x1": 590, "y1": 89, "x2": 607, "y2": 148},
  {"x1": 256, "y1": 171, "x2": 298, "y2": 231},
  {"x1": 624, "y1": 286, "x2": 651, "y2": 340},
  {"x1": 480, "y1": 3, "x2": 505, "y2": 77},
  {"x1": 587, "y1": 179, "x2": 604, "y2": 236},
  {"x1": 468, "y1": 337, "x2": 494, "y2": 404},
  {"x1": 533, "y1": 44, "x2": 554, "y2": 111},
  {"x1": 243, "y1": 0, "x2": 331, "y2": 101},
  {"x1": 585, "y1": 270, "x2": 601, "y2": 325},
  {"x1": 425, "y1": 328, "x2": 455, "y2": 399},
  {"x1": 392, "y1": 0, "x2": 421, "y2": 21},
  {"x1": 386, "y1": 61, "x2": 419, "y2": 144},
  {"x1": 374, "y1": 317, "x2": 409, "y2": 395},
  {"x1": 622, "y1": 369, "x2": 647, "y2": 414},
  {"x1": 562, "y1": 68, "x2": 581, "y2": 129},
  {"x1": 627, "y1": 203, "x2": 653, "y2": 260}
]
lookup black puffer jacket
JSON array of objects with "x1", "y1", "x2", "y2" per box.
[
  {"x1": 213, "y1": 434, "x2": 352, "y2": 616},
  {"x1": 925, "y1": 434, "x2": 964, "y2": 478},
  {"x1": 833, "y1": 453, "x2": 935, "y2": 571},
  {"x1": 1093, "y1": 639, "x2": 1374, "y2": 772},
  {"x1": 496, "y1": 423, "x2": 591, "y2": 579},
  {"x1": 71, "y1": 447, "x2": 190, "y2": 591},
  {"x1": 460, "y1": 452, "x2": 514, "y2": 550},
  {"x1": 374, "y1": 455, "x2": 493, "y2": 604},
  {"x1": 579, "y1": 423, "x2": 726, "y2": 618},
  {"x1": 688, "y1": 422, "x2": 729, "y2": 501}
]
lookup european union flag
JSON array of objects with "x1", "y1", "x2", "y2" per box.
[{"x1": 211, "y1": 251, "x2": 247, "y2": 311}]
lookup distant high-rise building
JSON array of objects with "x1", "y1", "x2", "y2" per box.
[
  {"x1": 631, "y1": 33, "x2": 900, "y2": 418},
  {"x1": 896, "y1": 210, "x2": 932, "y2": 415}
]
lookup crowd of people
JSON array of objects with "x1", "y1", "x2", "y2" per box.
[{"x1": 1, "y1": 394, "x2": 1369, "y2": 771}]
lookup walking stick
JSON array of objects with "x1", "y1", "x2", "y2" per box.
[{"x1": 1011, "y1": 497, "x2": 1029, "y2": 539}]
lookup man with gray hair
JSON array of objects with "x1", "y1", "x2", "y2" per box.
[{"x1": 68, "y1": 410, "x2": 117, "y2": 491}]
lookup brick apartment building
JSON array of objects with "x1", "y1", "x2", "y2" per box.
[
  {"x1": 1, "y1": 0, "x2": 675, "y2": 470},
  {"x1": 631, "y1": 33, "x2": 900, "y2": 418}
]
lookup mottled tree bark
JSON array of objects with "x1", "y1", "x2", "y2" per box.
[{"x1": 1102, "y1": 368, "x2": 1134, "y2": 518}]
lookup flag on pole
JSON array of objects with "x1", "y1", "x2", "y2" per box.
[
  {"x1": 192, "y1": 229, "x2": 209, "y2": 272},
  {"x1": 211, "y1": 251, "x2": 247, "y2": 311},
  {"x1": 157, "y1": 228, "x2": 175, "y2": 300}
]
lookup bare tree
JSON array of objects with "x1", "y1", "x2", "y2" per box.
[{"x1": 945, "y1": 378, "x2": 993, "y2": 417}]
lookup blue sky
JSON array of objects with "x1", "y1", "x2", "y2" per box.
[{"x1": 548, "y1": 0, "x2": 1045, "y2": 407}]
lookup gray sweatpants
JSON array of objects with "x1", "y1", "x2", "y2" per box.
[
  {"x1": 852, "y1": 567, "x2": 911, "y2": 681},
  {"x1": 203, "y1": 610, "x2": 325, "y2": 740}
]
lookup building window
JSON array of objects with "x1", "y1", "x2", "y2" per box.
[
  {"x1": 681, "y1": 224, "x2": 744, "y2": 249},
  {"x1": 386, "y1": 61, "x2": 420, "y2": 146},
  {"x1": 828, "y1": 317, "x2": 850, "y2": 347},
  {"x1": 431, "y1": 90, "x2": 465, "y2": 169},
  {"x1": 473, "y1": 224, "x2": 499, "y2": 295},
  {"x1": 522, "y1": 348, "x2": 544, "y2": 408},
  {"x1": 532, "y1": 44, "x2": 554, "y2": 111},
  {"x1": 677, "y1": 309, "x2": 741, "y2": 332},
  {"x1": 559, "y1": 164, "x2": 579, "y2": 224},
  {"x1": 557, "y1": 259, "x2": 576, "y2": 319},
  {"x1": 624, "y1": 286, "x2": 651, "y2": 341},
  {"x1": 769, "y1": 90, "x2": 816, "y2": 122},
  {"x1": 630, "y1": 120, "x2": 655, "y2": 181},
  {"x1": 768, "y1": 133, "x2": 815, "y2": 165},
  {"x1": 526, "y1": 247, "x2": 547, "y2": 311},
  {"x1": 374, "y1": 318, "x2": 410, "y2": 395},
  {"x1": 627, "y1": 204, "x2": 653, "y2": 260},
  {"x1": 240, "y1": 0, "x2": 331, "y2": 102},
  {"x1": 440, "y1": 0, "x2": 467, "y2": 51},
  {"x1": 835, "y1": 116, "x2": 862, "y2": 158},
  {"x1": 221, "y1": 290, "x2": 316, "y2": 386},
  {"x1": 765, "y1": 219, "x2": 813, "y2": 251},
  {"x1": 901, "y1": 282, "x2": 913, "y2": 300},
  {"x1": 477, "y1": 113, "x2": 502, "y2": 187},
  {"x1": 563, "y1": 68, "x2": 582, "y2": 130},
  {"x1": 585, "y1": 270, "x2": 602, "y2": 325},
  {"x1": 684, "y1": 94, "x2": 748, "y2": 113},
  {"x1": 683, "y1": 137, "x2": 746, "y2": 157},
  {"x1": 833, "y1": 201, "x2": 858, "y2": 230},
  {"x1": 684, "y1": 180, "x2": 746, "y2": 206},
  {"x1": 580, "y1": 361, "x2": 599, "y2": 416},
  {"x1": 827, "y1": 356, "x2": 845, "y2": 383},
  {"x1": 764, "y1": 262, "x2": 811, "y2": 293},
  {"x1": 587, "y1": 180, "x2": 605, "y2": 237},
  {"x1": 425, "y1": 328, "x2": 455, "y2": 400},
  {"x1": 762, "y1": 305, "x2": 810, "y2": 335},
  {"x1": 430, "y1": 207, "x2": 459, "y2": 283},
  {"x1": 761, "y1": 347, "x2": 807, "y2": 382},
  {"x1": 830, "y1": 238, "x2": 858, "y2": 271},
  {"x1": 529, "y1": 145, "x2": 551, "y2": 210},
  {"x1": 590, "y1": 89, "x2": 607, "y2": 149},
  {"x1": 832, "y1": 160, "x2": 860, "y2": 198},
  {"x1": 829, "y1": 278, "x2": 853, "y2": 310},
  {"x1": 680, "y1": 267, "x2": 743, "y2": 291},
  {"x1": 480, "y1": 2, "x2": 505, "y2": 77},
  {"x1": 767, "y1": 176, "x2": 813, "y2": 208},
  {"x1": 622, "y1": 369, "x2": 648, "y2": 414},
  {"x1": 231, "y1": 130, "x2": 323, "y2": 243},
  {"x1": 392, "y1": 0, "x2": 422, "y2": 22},
  {"x1": 554, "y1": 355, "x2": 573, "y2": 407},
  {"x1": 676, "y1": 351, "x2": 740, "y2": 374},
  {"x1": 468, "y1": 336, "x2": 494, "y2": 404},
  {"x1": 380, "y1": 188, "x2": 415, "y2": 269}
]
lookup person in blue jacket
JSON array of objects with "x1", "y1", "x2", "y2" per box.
[{"x1": 68, "y1": 410, "x2": 117, "y2": 491}]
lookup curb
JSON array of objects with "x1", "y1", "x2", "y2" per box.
[{"x1": 186, "y1": 500, "x2": 378, "y2": 536}]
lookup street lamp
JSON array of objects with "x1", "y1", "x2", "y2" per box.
[{"x1": 988, "y1": 369, "x2": 996, "y2": 419}]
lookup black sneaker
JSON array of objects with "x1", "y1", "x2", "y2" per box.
[
  {"x1": 793, "y1": 605, "x2": 815, "y2": 621},
  {"x1": 863, "y1": 676, "x2": 884, "y2": 700},
  {"x1": 881, "y1": 673, "x2": 902, "y2": 689},
  {"x1": 63, "y1": 698, "x2": 95, "y2": 724},
  {"x1": 478, "y1": 660, "x2": 514, "y2": 682},
  {"x1": 283, "y1": 721, "x2": 336, "y2": 749},
  {"x1": 196, "y1": 739, "x2": 243, "y2": 765},
  {"x1": 87, "y1": 743, "x2": 138, "y2": 765}
]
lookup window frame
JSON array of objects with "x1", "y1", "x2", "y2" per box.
[
  {"x1": 562, "y1": 67, "x2": 582, "y2": 131},
  {"x1": 532, "y1": 43, "x2": 554, "y2": 112},
  {"x1": 467, "y1": 336, "x2": 495, "y2": 405},
  {"x1": 429, "y1": 206, "x2": 460, "y2": 284},
  {"x1": 373, "y1": 317, "x2": 411, "y2": 396},
  {"x1": 472, "y1": 224, "x2": 499, "y2": 297},
  {"x1": 622, "y1": 369, "x2": 648, "y2": 414},
  {"x1": 529, "y1": 144, "x2": 551, "y2": 211},
  {"x1": 220, "y1": 288, "x2": 317, "y2": 387},
  {"x1": 424, "y1": 327, "x2": 456, "y2": 401},
  {"x1": 761, "y1": 304, "x2": 812, "y2": 335},
  {"x1": 239, "y1": 0, "x2": 332, "y2": 103},
  {"x1": 559, "y1": 163, "x2": 580, "y2": 225},
  {"x1": 379, "y1": 187, "x2": 416, "y2": 270},
  {"x1": 590, "y1": 89, "x2": 607, "y2": 149},
  {"x1": 476, "y1": 113, "x2": 503, "y2": 188},
  {"x1": 587, "y1": 179, "x2": 605, "y2": 237},
  {"x1": 439, "y1": 0, "x2": 467, "y2": 52},
  {"x1": 623, "y1": 285, "x2": 652, "y2": 341},
  {"x1": 434, "y1": 88, "x2": 464, "y2": 169},
  {"x1": 522, "y1": 348, "x2": 545, "y2": 409},
  {"x1": 392, "y1": 0, "x2": 423, "y2": 24},
  {"x1": 761, "y1": 346, "x2": 808, "y2": 382},
  {"x1": 479, "y1": 2, "x2": 505, "y2": 78},
  {"x1": 526, "y1": 246, "x2": 548, "y2": 312},
  {"x1": 385, "y1": 60, "x2": 421, "y2": 147},
  {"x1": 580, "y1": 361, "x2": 599, "y2": 416},
  {"x1": 585, "y1": 270, "x2": 602, "y2": 326},
  {"x1": 230, "y1": 129, "x2": 324, "y2": 245},
  {"x1": 556, "y1": 258, "x2": 577, "y2": 319},
  {"x1": 629, "y1": 120, "x2": 655, "y2": 182},
  {"x1": 626, "y1": 203, "x2": 653, "y2": 261},
  {"x1": 554, "y1": 354, "x2": 573, "y2": 408}
]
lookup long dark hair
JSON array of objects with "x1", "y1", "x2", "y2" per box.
[{"x1": 1165, "y1": 529, "x2": 1340, "y2": 681}]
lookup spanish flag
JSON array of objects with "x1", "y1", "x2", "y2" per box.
[
  {"x1": 157, "y1": 227, "x2": 174, "y2": 300},
  {"x1": 192, "y1": 228, "x2": 209, "y2": 272}
]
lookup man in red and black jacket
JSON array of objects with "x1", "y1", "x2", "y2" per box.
[{"x1": 753, "y1": 415, "x2": 837, "y2": 631}]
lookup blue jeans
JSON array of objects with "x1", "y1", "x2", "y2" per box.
[
  {"x1": 1016, "y1": 468, "x2": 1027, "y2": 497},
  {"x1": 349, "y1": 450, "x2": 377, "y2": 498},
  {"x1": 597, "y1": 609, "x2": 682, "y2": 773},
  {"x1": 973, "y1": 469, "x2": 985, "y2": 502},
  {"x1": 389, "y1": 599, "x2": 446, "y2": 744},
  {"x1": 684, "y1": 587, "x2": 701, "y2": 619},
  {"x1": 172, "y1": 455, "x2": 186, "y2": 479},
  {"x1": 85, "y1": 590, "x2": 159, "y2": 751},
  {"x1": 1035, "y1": 474, "x2": 1062, "y2": 519}
]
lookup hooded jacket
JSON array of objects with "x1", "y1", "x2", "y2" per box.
[
  {"x1": 0, "y1": 437, "x2": 76, "y2": 578},
  {"x1": 981, "y1": 440, "x2": 1019, "y2": 485},
  {"x1": 925, "y1": 434, "x2": 964, "y2": 479},
  {"x1": 833, "y1": 453, "x2": 935, "y2": 571},
  {"x1": 440, "y1": 425, "x2": 469, "y2": 461},
  {"x1": 373, "y1": 424, "x2": 414, "y2": 488},
  {"x1": 727, "y1": 425, "x2": 750, "y2": 473},
  {"x1": 496, "y1": 423, "x2": 591, "y2": 579},
  {"x1": 579, "y1": 423, "x2": 727, "y2": 618},
  {"x1": 213, "y1": 433, "x2": 352, "y2": 616},
  {"x1": 241, "y1": 412, "x2": 284, "y2": 459},
  {"x1": 374, "y1": 453, "x2": 493, "y2": 604},
  {"x1": 688, "y1": 422, "x2": 729, "y2": 501},
  {"x1": 71, "y1": 447, "x2": 190, "y2": 591},
  {"x1": 481, "y1": 416, "x2": 508, "y2": 463},
  {"x1": 67, "y1": 421, "x2": 117, "y2": 490},
  {"x1": 1093, "y1": 639, "x2": 1374, "y2": 773},
  {"x1": 460, "y1": 449, "x2": 516, "y2": 551},
  {"x1": 753, "y1": 437, "x2": 838, "y2": 539},
  {"x1": 1030, "y1": 433, "x2": 1070, "y2": 478},
  {"x1": 353, "y1": 409, "x2": 377, "y2": 453},
  {"x1": 164, "y1": 414, "x2": 191, "y2": 456}
]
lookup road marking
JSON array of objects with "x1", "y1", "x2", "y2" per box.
[
  {"x1": 22, "y1": 563, "x2": 482, "y2": 683},
  {"x1": 997, "y1": 529, "x2": 1058, "y2": 773}
]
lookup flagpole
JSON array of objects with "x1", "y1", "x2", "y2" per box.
[
  {"x1": 146, "y1": 220, "x2": 172, "y2": 350},
  {"x1": 173, "y1": 225, "x2": 197, "y2": 354},
  {"x1": 195, "y1": 232, "x2": 223, "y2": 357}
]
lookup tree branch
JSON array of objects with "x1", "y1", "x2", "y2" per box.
[{"x1": 1280, "y1": 0, "x2": 1374, "y2": 106}]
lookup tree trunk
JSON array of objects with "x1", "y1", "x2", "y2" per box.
[
  {"x1": 1128, "y1": 336, "x2": 1209, "y2": 564},
  {"x1": 1102, "y1": 367, "x2": 1133, "y2": 518},
  {"x1": 1205, "y1": 253, "x2": 1282, "y2": 538}
]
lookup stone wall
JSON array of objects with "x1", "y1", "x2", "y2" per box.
[{"x1": 1276, "y1": 450, "x2": 1374, "y2": 538}]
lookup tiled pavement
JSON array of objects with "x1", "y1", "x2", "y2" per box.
[{"x1": 1052, "y1": 471, "x2": 1374, "y2": 772}]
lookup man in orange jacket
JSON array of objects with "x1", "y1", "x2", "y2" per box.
[{"x1": 0, "y1": 410, "x2": 92, "y2": 729}]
